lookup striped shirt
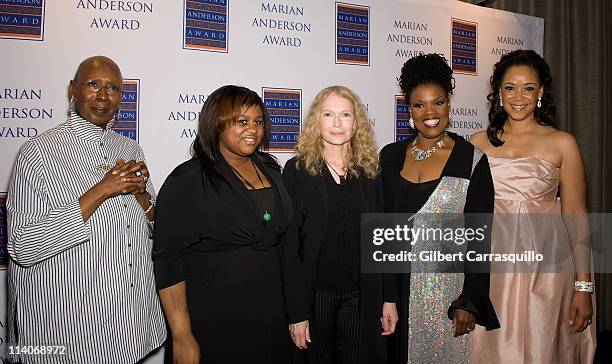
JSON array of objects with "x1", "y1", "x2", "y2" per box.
[{"x1": 6, "y1": 113, "x2": 166, "y2": 363}]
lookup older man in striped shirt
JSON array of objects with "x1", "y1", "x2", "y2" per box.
[{"x1": 6, "y1": 56, "x2": 166, "y2": 363}]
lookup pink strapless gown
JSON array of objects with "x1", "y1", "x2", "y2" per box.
[{"x1": 470, "y1": 157, "x2": 596, "y2": 364}]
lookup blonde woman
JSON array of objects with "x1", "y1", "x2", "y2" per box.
[{"x1": 282, "y1": 86, "x2": 398, "y2": 364}]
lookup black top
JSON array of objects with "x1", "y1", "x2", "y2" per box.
[
  {"x1": 152, "y1": 152, "x2": 293, "y2": 289},
  {"x1": 397, "y1": 177, "x2": 440, "y2": 213},
  {"x1": 381, "y1": 132, "x2": 494, "y2": 215},
  {"x1": 315, "y1": 167, "x2": 360, "y2": 291},
  {"x1": 247, "y1": 187, "x2": 275, "y2": 227}
]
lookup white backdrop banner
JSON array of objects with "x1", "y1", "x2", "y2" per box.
[{"x1": 0, "y1": 0, "x2": 542, "y2": 361}]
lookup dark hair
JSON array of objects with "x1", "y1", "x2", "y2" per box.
[
  {"x1": 399, "y1": 53, "x2": 454, "y2": 99},
  {"x1": 487, "y1": 50, "x2": 556, "y2": 146},
  {"x1": 191, "y1": 85, "x2": 270, "y2": 190}
]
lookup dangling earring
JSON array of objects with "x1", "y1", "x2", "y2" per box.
[
  {"x1": 499, "y1": 97, "x2": 503, "y2": 107},
  {"x1": 408, "y1": 117, "x2": 414, "y2": 129},
  {"x1": 68, "y1": 98, "x2": 75, "y2": 115},
  {"x1": 537, "y1": 97, "x2": 542, "y2": 108}
]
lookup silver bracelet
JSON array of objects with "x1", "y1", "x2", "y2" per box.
[
  {"x1": 574, "y1": 280, "x2": 594, "y2": 293},
  {"x1": 143, "y1": 197, "x2": 155, "y2": 214}
]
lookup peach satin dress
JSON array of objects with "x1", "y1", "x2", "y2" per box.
[{"x1": 470, "y1": 157, "x2": 596, "y2": 364}]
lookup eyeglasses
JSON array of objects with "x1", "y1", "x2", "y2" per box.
[{"x1": 75, "y1": 80, "x2": 123, "y2": 95}]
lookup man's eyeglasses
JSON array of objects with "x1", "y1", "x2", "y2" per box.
[{"x1": 75, "y1": 80, "x2": 123, "y2": 95}]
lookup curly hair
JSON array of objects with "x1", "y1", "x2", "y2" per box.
[
  {"x1": 192, "y1": 85, "x2": 271, "y2": 190},
  {"x1": 295, "y1": 86, "x2": 379, "y2": 179},
  {"x1": 399, "y1": 53, "x2": 454, "y2": 99},
  {"x1": 487, "y1": 50, "x2": 556, "y2": 146}
]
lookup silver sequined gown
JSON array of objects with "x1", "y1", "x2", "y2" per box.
[{"x1": 406, "y1": 150, "x2": 483, "y2": 364}]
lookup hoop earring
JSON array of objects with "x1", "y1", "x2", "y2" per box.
[
  {"x1": 408, "y1": 117, "x2": 414, "y2": 129},
  {"x1": 537, "y1": 97, "x2": 542, "y2": 108},
  {"x1": 499, "y1": 97, "x2": 503, "y2": 107}
]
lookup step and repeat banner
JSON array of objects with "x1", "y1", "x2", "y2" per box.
[{"x1": 0, "y1": 0, "x2": 542, "y2": 361}]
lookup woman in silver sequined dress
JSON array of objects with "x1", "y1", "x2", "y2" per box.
[{"x1": 379, "y1": 54, "x2": 500, "y2": 363}]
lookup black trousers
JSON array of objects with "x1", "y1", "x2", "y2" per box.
[{"x1": 313, "y1": 289, "x2": 360, "y2": 364}]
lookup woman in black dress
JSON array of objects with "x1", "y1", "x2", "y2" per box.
[
  {"x1": 379, "y1": 54, "x2": 499, "y2": 363},
  {"x1": 283, "y1": 86, "x2": 398, "y2": 364},
  {"x1": 152, "y1": 85, "x2": 294, "y2": 364}
]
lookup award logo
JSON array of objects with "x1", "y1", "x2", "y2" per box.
[
  {"x1": 395, "y1": 95, "x2": 414, "y2": 142},
  {"x1": 336, "y1": 2, "x2": 369, "y2": 66},
  {"x1": 0, "y1": 0, "x2": 45, "y2": 41},
  {"x1": 262, "y1": 87, "x2": 301, "y2": 152},
  {"x1": 184, "y1": 0, "x2": 228, "y2": 52},
  {"x1": 112, "y1": 79, "x2": 139, "y2": 141},
  {"x1": 451, "y1": 18, "x2": 477, "y2": 75}
]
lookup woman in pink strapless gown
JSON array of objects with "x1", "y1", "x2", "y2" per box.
[
  {"x1": 470, "y1": 50, "x2": 596, "y2": 363},
  {"x1": 470, "y1": 157, "x2": 596, "y2": 363}
]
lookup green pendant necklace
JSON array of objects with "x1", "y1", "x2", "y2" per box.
[
  {"x1": 229, "y1": 159, "x2": 272, "y2": 223},
  {"x1": 263, "y1": 211, "x2": 272, "y2": 222}
]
